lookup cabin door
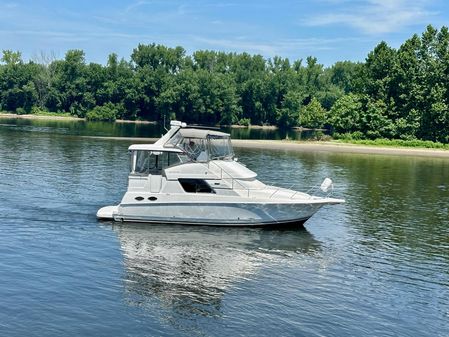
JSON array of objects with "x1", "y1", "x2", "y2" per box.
[{"x1": 149, "y1": 174, "x2": 162, "y2": 193}]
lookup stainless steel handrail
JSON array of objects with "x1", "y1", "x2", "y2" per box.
[
  {"x1": 200, "y1": 161, "x2": 336, "y2": 200},
  {"x1": 205, "y1": 161, "x2": 252, "y2": 197}
]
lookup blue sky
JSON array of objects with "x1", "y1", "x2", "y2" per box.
[{"x1": 0, "y1": 0, "x2": 447, "y2": 66}]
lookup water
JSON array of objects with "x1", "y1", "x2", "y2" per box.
[
  {"x1": 0, "y1": 118, "x2": 318, "y2": 140},
  {"x1": 0, "y1": 119, "x2": 448, "y2": 337}
]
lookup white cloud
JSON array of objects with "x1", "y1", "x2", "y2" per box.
[
  {"x1": 304, "y1": 0, "x2": 436, "y2": 34},
  {"x1": 192, "y1": 36, "x2": 365, "y2": 57},
  {"x1": 125, "y1": 1, "x2": 153, "y2": 13}
]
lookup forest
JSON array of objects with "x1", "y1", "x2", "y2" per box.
[{"x1": 1, "y1": 25, "x2": 449, "y2": 143}]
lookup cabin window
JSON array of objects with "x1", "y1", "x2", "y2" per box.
[
  {"x1": 178, "y1": 179, "x2": 215, "y2": 193},
  {"x1": 134, "y1": 151, "x2": 150, "y2": 174},
  {"x1": 131, "y1": 150, "x2": 188, "y2": 175}
]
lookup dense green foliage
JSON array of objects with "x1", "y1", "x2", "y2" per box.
[
  {"x1": 85, "y1": 103, "x2": 123, "y2": 121},
  {"x1": 336, "y1": 137, "x2": 449, "y2": 150},
  {"x1": 1, "y1": 25, "x2": 449, "y2": 142}
]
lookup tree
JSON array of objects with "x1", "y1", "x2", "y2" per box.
[
  {"x1": 328, "y1": 61, "x2": 364, "y2": 94},
  {"x1": 51, "y1": 50, "x2": 88, "y2": 115},
  {"x1": 328, "y1": 93, "x2": 364, "y2": 134},
  {"x1": 1, "y1": 50, "x2": 22, "y2": 65},
  {"x1": 276, "y1": 90, "x2": 302, "y2": 128},
  {"x1": 361, "y1": 99, "x2": 395, "y2": 139},
  {"x1": 131, "y1": 43, "x2": 185, "y2": 73},
  {"x1": 0, "y1": 50, "x2": 38, "y2": 112},
  {"x1": 300, "y1": 97, "x2": 326, "y2": 128}
]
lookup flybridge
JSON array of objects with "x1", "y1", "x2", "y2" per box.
[{"x1": 130, "y1": 120, "x2": 234, "y2": 163}]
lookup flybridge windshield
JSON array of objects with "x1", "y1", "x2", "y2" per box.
[
  {"x1": 209, "y1": 136, "x2": 234, "y2": 160},
  {"x1": 166, "y1": 130, "x2": 234, "y2": 161}
]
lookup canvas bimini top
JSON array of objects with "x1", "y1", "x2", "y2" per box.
[
  {"x1": 128, "y1": 144, "x2": 183, "y2": 152},
  {"x1": 177, "y1": 128, "x2": 230, "y2": 139}
]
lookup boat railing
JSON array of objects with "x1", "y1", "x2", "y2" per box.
[
  {"x1": 267, "y1": 179, "x2": 335, "y2": 199},
  {"x1": 202, "y1": 161, "x2": 336, "y2": 199},
  {"x1": 206, "y1": 161, "x2": 253, "y2": 197},
  {"x1": 267, "y1": 183, "x2": 295, "y2": 199}
]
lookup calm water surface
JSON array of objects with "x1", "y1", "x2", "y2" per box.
[
  {"x1": 0, "y1": 119, "x2": 448, "y2": 337},
  {"x1": 0, "y1": 118, "x2": 318, "y2": 140}
]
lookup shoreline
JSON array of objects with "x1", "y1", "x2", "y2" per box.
[
  {"x1": 81, "y1": 136, "x2": 449, "y2": 158},
  {"x1": 0, "y1": 113, "x2": 314, "y2": 130},
  {"x1": 233, "y1": 140, "x2": 449, "y2": 158},
  {"x1": 0, "y1": 113, "x2": 276, "y2": 128},
  {"x1": 2, "y1": 113, "x2": 448, "y2": 157},
  {"x1": 228, "y1": 124, "x2": 278, "y2": 130},
  {"x1": 0, "y1": 112, "x2": 83, "y2": 121},
  {"x1": 0, "y1": 113, "x2": 157, "y2": 124}
]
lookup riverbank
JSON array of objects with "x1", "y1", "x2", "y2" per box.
[
  {"x1": 81, "y1": 136, "x2": 449, "y2": 158},
  {"x1": 0, "y1": 112, "x2": 83, "y2": 121},
  {"x1": 233, "y1": 139, "x2": 449, "y2": 158},
  {"x1": 0, "y1": 112, "x2": 157, "y2": 124},
  {"x1": 2, "y1": 112, "x2": 448, "y2": 157},
  {"x1": 229, "y1": 124, "x2": 278, "y2": 130}
]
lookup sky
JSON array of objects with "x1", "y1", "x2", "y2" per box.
[{"x1": 0, "y1": 0, "x2": 447, "y2": 66}]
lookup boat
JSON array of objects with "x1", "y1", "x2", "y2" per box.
[{"x1": 97, "y1": 120, "x2": 344, "y2": 227}]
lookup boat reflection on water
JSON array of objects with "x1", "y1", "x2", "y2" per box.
[{"x1": 110, "y1": 223, "x2": 321, "y2": 321}]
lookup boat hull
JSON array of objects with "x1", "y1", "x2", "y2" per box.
[{"x1": 98, "y1": 201, "x2": 329, "y2": 227}]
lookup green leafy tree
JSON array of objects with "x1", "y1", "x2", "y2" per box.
[
  {"x1": 301, "y1": 97, "x2": 326, "y2": 128},
  {"x1": 86, "y1": 102, "x2": 124, "y2": 121},
  {"x1": 0, "y1": 50, "x2": 38, "y2": 112},
  {"x1": 328, "y1": 93, "x2": 364, "y2": 133},
  {"x1": 276, "y1": 90, "x2": 302, "y2": 128},
  {"x1": 51, "y1": 50, "x2": 88, "y2": 115},
  {"x1": 361, "y1": 99, "x2": 395, "y2": 139}
]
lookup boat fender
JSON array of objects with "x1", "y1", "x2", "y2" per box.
[{"x1": 320, "y1": 178, "x2": 333, "y2": 193}]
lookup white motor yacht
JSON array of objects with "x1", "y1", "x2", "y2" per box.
[{"x1": 97, "y1": 121, "x2": 344, "y2": 227}]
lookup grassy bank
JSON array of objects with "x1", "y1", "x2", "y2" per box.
[
  {"x1": 33, "y1": 110, "x2": 73, "y2": 118},
  {"x1": 0, "y1": 111, "x2": 82, "y2": 121},
  {"x1": 336, "y1": 138, "x2": 449, "y2": 150},
  {"x1": 0, "y1": 111, "x2": 155, "y2": 124},
  {"x1": 232, "y1": 139, "x2": 449, "y2": 158}
]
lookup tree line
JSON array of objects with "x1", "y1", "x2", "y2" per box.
[{"x1": 1, "y1": 25, "x2": 449, "y2": 143}]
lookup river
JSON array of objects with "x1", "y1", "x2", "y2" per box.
[{"x1": 0, "y1": 118, "x2": 448, "y2": 337}]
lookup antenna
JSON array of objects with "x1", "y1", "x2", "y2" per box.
[{"x1": 163, "y1": 114, "x2": 169, "y2": 132}]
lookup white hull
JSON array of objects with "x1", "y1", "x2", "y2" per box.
[{"x1": 98, "y1": 199, "x2": 336, "y2": 227}]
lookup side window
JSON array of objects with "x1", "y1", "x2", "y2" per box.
[
  {"x1": 178, "y1": 179, "x2": 215, "y2": 193},
  {"x1": 148, "y1": 153, "x2": 161, "y2": 173},
  {"x1": 168, "y1": 152, "x2": 186, "y2": 166},
  {"x1": 134, "y1": 151, "x2": 150, "y2": 174},
  {"x1": 132, "y1": 151, "x2": 188, "y2": 175}
]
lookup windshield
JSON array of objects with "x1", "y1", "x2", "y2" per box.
[
  {"x1": 166, "y1": 129, "x2": 233, "y2": 161},
  {"x1": 209, "y1": 136, "x2": 233, "y2": 160},
  {"x1": 184, "y1": 138, "x2": 208, "y2": 161}
]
